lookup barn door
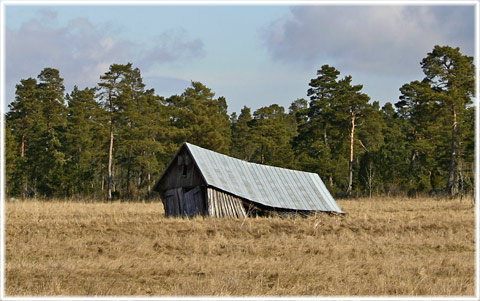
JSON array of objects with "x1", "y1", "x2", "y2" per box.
[
  {"x1": 182, "y1": 186, "x2": 205, "y2": 217},
  {"x1": 164, "y1": 188, "x2": 183, "y2": 217}
]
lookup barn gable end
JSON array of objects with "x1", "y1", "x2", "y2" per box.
[
  {"x1": 155, "y1": 146, "x2": 205, "y2": 192},
  {"x1": 155, "y1": 146, "x2": 208, "y2": 217}
]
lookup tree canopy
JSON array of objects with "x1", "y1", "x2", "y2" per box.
[{"x1": 5, "y1": 45, "x2": 475, "y2": 199}]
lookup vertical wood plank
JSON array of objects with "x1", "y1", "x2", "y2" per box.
[
  {"x1": 207, "y1": 188, "x2": 212, "y2": 216},
  {"x1": 223, "y1": 193, "x2": 233, "y2": 217},
  {"x1": 231, "y1": 195, "x2": 243, "y2": 218},
  {"x1": 219, "y1": 192, "x2": 229, "y2": 217},
  {"x1": 213, "y1": 190, "x2": 220, "y2": 217},
  {"x1": 224, "y1": 194, "x2": 234, "y2": 218},
  {"x1": 217, "y1": 190, "x2": 224, "y2": 217},
  {"x1": 224, "y1": 192, "x2": 232, "y2": 217},
  {"x1": 212, "y1": 188, "x2": 218, "y2": 217},
  {"x1": 210, "y1": 188, "x2": 216, "y2": 217},
  {"x1": 238, "y1": 199, "x2": 247, "y2": 218},
  {"x1": 227, "y1": 194, "x2": 238, "y2": 218},
  {"x1": 176, "y1": 188, "x2": 184, "y2": 216},
  {"x1": 218, "y1": 190, "x2": 226, "y2": 217},
  {"x1": 230, "y1": 195, "x2": 239, "y2": 218},
  {"x1": 204, "y1": 189, "x2": 248, "y2": 218}
]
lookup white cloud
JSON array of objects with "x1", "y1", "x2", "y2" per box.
[
  {"x1": 262, "y1": 5, "x2": 475, "y2": 76},
  {"x1": 139, "y1": 28, "x2": 205, "y2": 68},
  {"x1": 5, "y1": 14, "x2": 205, "y2": 103}
]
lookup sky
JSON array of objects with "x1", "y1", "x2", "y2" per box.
[{"x1": 3, "y1": 2, "x2": 477, "y2": 114}]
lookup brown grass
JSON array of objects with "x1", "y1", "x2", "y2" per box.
[{"x1": 5, "y1": 197, "x2": 475, "y2": 296}]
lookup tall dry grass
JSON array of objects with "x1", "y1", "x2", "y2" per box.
[{"x1": 5, "y1": 197, "x2": 475, "y2": 296}]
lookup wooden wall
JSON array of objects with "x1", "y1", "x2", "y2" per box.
[
  {"x1": 156, "y1": 148, "x2": 205, "y2": 192},
  {"x1": 207, "y1": 188, "x2": 247, "y2": 218},
  {"x1": 164, "y1": 186, "x2": 206, "y2": 217}
]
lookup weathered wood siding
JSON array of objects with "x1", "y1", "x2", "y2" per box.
[
  {"x1": 207, "y1": 188, "x2": 247, "y2": 218},
  {"x1": 164, "y1": 188, "x2": 183, "y2": 217},
  {"x1": 164, "y1": 186, "x2": 206, "y2": 217},
  {"x1": 156, "y1": 148, "x2": 205, "y2": 192}
]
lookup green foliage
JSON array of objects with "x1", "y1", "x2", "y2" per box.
[
  {"x1": 396, "y1": 45, "x2": 475, "y2": 196},
  {"x1": 295, "y1": 65, "x2": 373, "y2": 195},
  {"x1": 249, "y1": 104, "x2": 296, "y2": 168},
  {"x1": 64, "y1": 86, "x2": 107, "y2": 197},
  {"x1": 231, "y1": 106, "x2": 255, "y2": 161},
  {"x1": 167, "y1": 81, "x2": 231, "y2": 154},
  {"x1": 5, "y1": 45, "x2": 475, "y2": 199}
]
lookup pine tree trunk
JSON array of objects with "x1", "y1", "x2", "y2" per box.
[
  {"x1": 147, "y1": 172, "x2": 151, "y2": 192},
  {"x1": 107, "y1": 120, "x2": 114, "y2": 201},
  {"x1": 323, "y1": 124, "x2": 328, "y2": 146},
  {"x1": 21, "y1": 134, "x2": 27, "y2": 198},
  {"x1": 21, "y1": 134, "x2": 26, "y2": 158},
  {"x1": 127, "y1": 145, "x2": 132, "y2": 198},
  {"x1": 346, "y1": 113, "x2": 356, "y2": 196},
  {"x1": 446, "y1": 105, "x2": 458, "y2": 196}
]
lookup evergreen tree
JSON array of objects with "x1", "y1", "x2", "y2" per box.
[
  {"x1": 35, "y1": 68, "x2": 68, "y2": 196},
  {"x1": 167, "y1": 81, "x2": 231, "y2": 154},
  {"x1": 231, "y1": 106, "x2": 255, "y2": 161},
  {"x1": 294, "y1": 66, "x2": 342, "y2": 192},
  {"x1": 121, "y1": 89, "x2": 169, "y2": 197},
  {"x1": 397, "y1": 46, "x2": 474, "y2": 196},
  {"x1": 7, "y1": 68, "x2": 67, "y2": 198},
  {"x1": 374, "y1": 102, "x2": 411, "y2": 195},
  {"x1": 335, "y1": 76, "x2": 370, "y2": 196},
  {"x1": 296, "y1": 65, "x2": 371, "y2": 196},
  {"x1": 6, "y1": 78, "x2": 41, "y2": 197},
  {"x1": 397, "y1": 80, "x2": 444, "y2": 192},
  {"x1": 98, "y1": 63, "x2": 140, "y2": 199},
  {"x1": 356, "y1": 101, "x2": 386, "y2": 197},
  {"x1": 249, "y1": 104, "x2": 296, "y2": 167},
  {"x1": 64, "y1": 86, "x2": 107, "y2": 197},
  {"x1": 420, "y1": 45, "x2": 475, "y2": 195}
]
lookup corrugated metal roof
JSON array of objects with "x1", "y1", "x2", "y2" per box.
[{"x1": 184, "y1": 143, "x2": 343, "y2": 213}]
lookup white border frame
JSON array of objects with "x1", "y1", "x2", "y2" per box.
[{"x1": 0, "y1": 1, "x2": 478, "y2": 300}]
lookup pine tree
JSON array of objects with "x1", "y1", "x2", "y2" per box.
[
  {"x1": 396, "y1": 46, "x2": 475, "y2": 196},
  {"x1": 7, "y1": 68, "x2": 67, "y2": 198},
  {"x1": 6, "y1": 78, "x2": 42, "y2": 197},
  {"x1": 64, "y1": 86, "x2": 107, "y2": 197},
  {"x1": 356, "y1": 101, "x2": 386, "y2": 197},
  {"x1": 231, "y1": 106, "x2": 255, "y2": 161},
  {"x1": 35, "y1": 68, "x2": 68, "y2": 197},
  {"x1": 98, "y1": 63, "x2": 139, "y2": 200},
  {"x1": 294, "y1": 66, "x2": 342, "y2": 192},
  {"x1": 167, "y1": 81, "x2": 231, "y2": 154},
  {"x1": 298, "y1": 65, "x2": 371, "y2": 196},
  {"x1": 122, "y1": 89, "x2": 168, "y2": 197},
  {"x1": 420, "y1": 45, "x2": 475, "y2": 196},
  {"x1": 335, "y1": 76, "x2": 370, "y2": 196},
  {"x1": 374, "y1": 102, "x2": 411, "y2": 195},
  {"x1": 249, "y1": 104, "x2": 296, "y2": 167}
]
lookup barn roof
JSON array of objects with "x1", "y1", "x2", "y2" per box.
[{"x1": 178, "y1": 143, "x2": 343, "y2": 213}]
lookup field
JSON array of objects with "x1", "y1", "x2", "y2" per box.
[{"x1": 5, "y1": 197, "x2": 476, "y2": 296}]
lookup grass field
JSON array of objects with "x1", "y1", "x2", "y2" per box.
[{"x1": 5, "y1": 197, "x2": 476, "y2": 296}]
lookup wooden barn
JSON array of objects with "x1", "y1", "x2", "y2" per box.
[{"x1": 154, "y1": 143, "x2": 343, "y2": 217}]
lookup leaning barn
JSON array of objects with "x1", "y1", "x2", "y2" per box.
[{"x1": 154, "y1": 143, "x2": 343, "y2": 217}]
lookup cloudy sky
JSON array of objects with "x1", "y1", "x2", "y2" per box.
[{"x1": 3, "y1": 3, "x2": 476, "y2": 114}]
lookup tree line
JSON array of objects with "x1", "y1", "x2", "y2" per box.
[{"x1": 5, "y1": 45, "x2": 475, "y2": 200}]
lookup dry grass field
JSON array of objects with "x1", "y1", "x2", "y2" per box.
[{"x1": 5, "y1": 197, "x2": 476, "y2": 297}]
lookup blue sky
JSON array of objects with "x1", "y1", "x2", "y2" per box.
[{"x1": 4, "y1": 3, "x2": 476, "y2": 114}]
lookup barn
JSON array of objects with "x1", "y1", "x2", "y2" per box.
[{"x1": 154, "y1": 143, "x2": 343, "y2": 217}]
